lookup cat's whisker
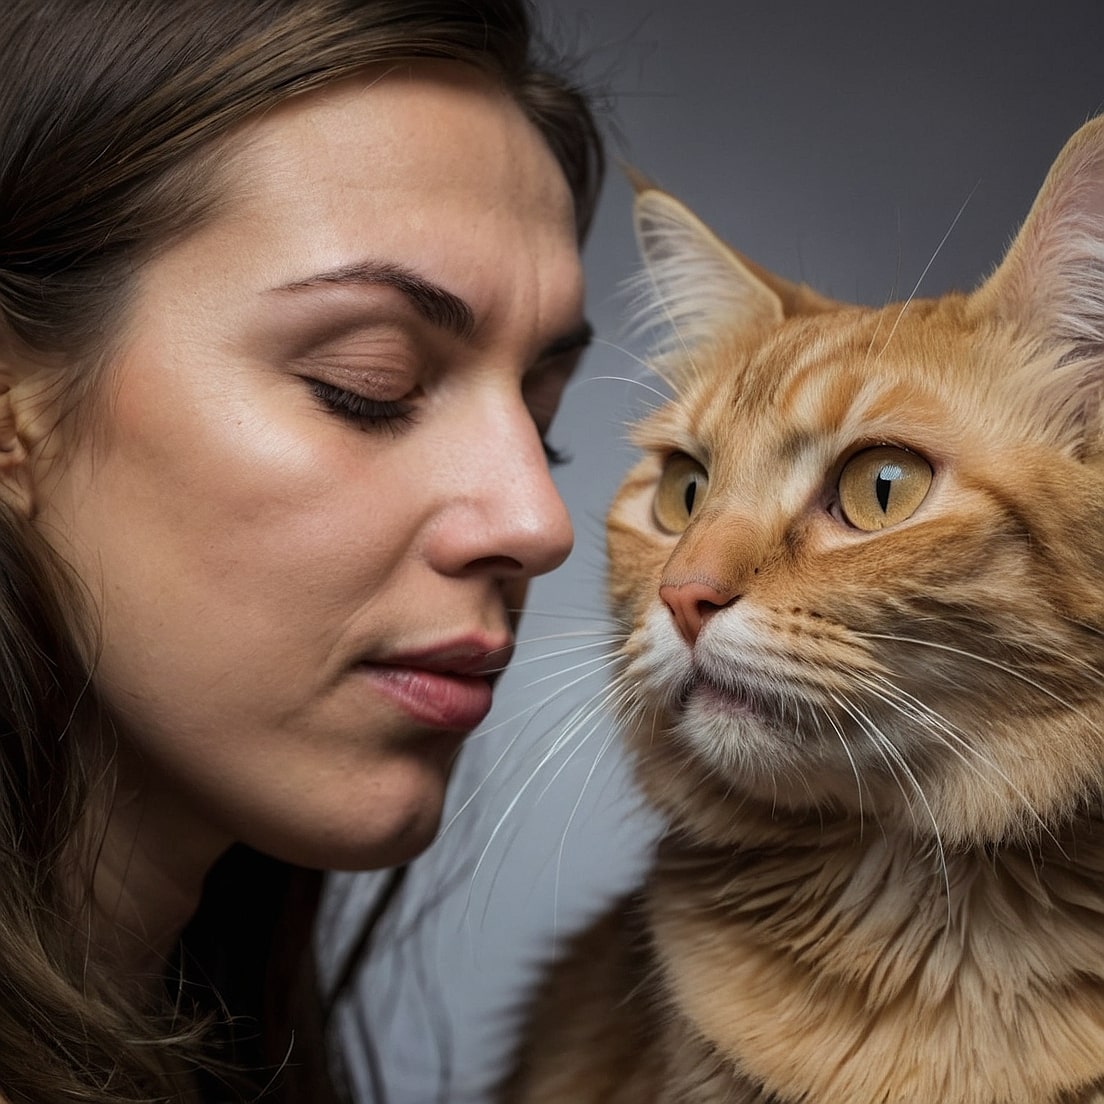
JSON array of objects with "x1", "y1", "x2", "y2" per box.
[
  {"x1": 553, "y1": 718, "x2": 633, "y2": 948},
  {"x1": 534, "y1": 676, "x2": 634, "y2": 805},
  {"x1": 831, "y1": 692, "x2": 920, "y2": 834},
  {"x1": 872, "y1": 180, "x2": 979, "y2": 360},
  {"x1": 502, "y1": 644, "x2": 619, "y2": 679},
  {"x1": 497, "y1": 639, "x2": 611, "y2": 664},
  {"x1": 462, "y1": 691, "x2": 626, "y2": 881},
  {"x1": 1063, "y1": 616, "x2": 1104, "y2": 640},
  {"x1": 440, "y1": 710, "x2": 554, "y2": 840},
  {"x1": 462, "y1": 680, "x2": 581, "y2": 749},
  {"x1": 509, "y1": 608, "x2": 611, "y2": 622},
  {"x1": 862, "y1": 209, "x2": 905, "y2": 365},
  {"x1": 1046, "y1": 621, "x2": 1104, "y2": 684},
  {"x1": 439, "y1": 653, "x2": 622, "y2": 851},
  {"x1": 582, "y1": 341, "x2": 671, "y2": 396},
  {"x1": 582, "y1": 374, "x2": 671, "y2": 403},
  {"x1": 856, "y1": 672, "x2": 1061, "y2": 852},
  {"x1": 479, "y1": 641, "x2": 612, "y2": 679},
  {"x1": 508, "y1": 627, "x2": 613, "y2": 643},
  {"x1": 831, "y1": 691, "x2": 953, "y2": 924},
  {"x1": 590, "y1": 335, "x2": 675, "y2": 387},
  {"x1": 461, "y1": 661, "x2": 625, "y2": 850},
  {"x1": 863, "y1": 305, "x2": 888, "y2": 366},
  {"x1": 817, "y1": 703, "x2": 867, "y2": 833},
  {"x1": 473, "y1": 652, "x2": 619, "y2": 742},
  {"x1": 466, "y1": 676, "x2": 629, "y2": 931},
  {"x1": 856, "y1": 631, "x2": 1095, "y2": 724}
]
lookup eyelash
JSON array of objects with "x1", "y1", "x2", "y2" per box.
[
  {"x1": 308, "y1": 377, "x2": 567, "y2": 465},
  {"x1": 308, "y1": 379, "x2": 417, "y2": 432},
  {"x1": 543, "y1": 441, "x2": 569, "y2": 466}
]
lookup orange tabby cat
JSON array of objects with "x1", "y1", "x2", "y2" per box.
[{"x1": 502, "y1": 115, "x2": 1104, "y2": 1104}]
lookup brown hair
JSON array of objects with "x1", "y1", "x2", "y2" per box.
[{"x1": 0, "y1": 2, "x2": 603, "y2": 1100}]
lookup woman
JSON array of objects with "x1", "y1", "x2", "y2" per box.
[{"x1": 0, "y1": 1, "x2": 603, "y2": 1100}]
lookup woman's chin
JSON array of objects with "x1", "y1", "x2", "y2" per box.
[{"x1": 247, "y1": 752, "x2": 457, "y2": 871}]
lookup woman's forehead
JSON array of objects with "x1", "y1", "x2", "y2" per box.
[
  {"x1": 105, "y1": 63, "x2": 582, "y2": 360},
  {"x1": 238, "y1": 61, "x2": 569, "y2": 207}
]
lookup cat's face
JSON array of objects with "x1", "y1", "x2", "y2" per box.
[{"x1": 609, "y1": 122, "x2": 1104, "y2": 850}]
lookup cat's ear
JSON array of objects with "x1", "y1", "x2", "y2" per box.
[
  {"x1": 631, "y1": 186, "x2": 782, "y2": 348},
  {"x1": 974, "y1": 116, "x2": 1104, "y2": 431},
  {"x1": 629, "y1": 182, "x2": 836, "y2": 365}
]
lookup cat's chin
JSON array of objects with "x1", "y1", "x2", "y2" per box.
[
  {"x1": 663, "y1": 676, "x2": 882, "y2": 817},
  {"x1": 674, "y1": 678, "x2": 813, "y2": 782}
]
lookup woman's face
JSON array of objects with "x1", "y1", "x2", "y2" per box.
[{"x1": 28, "y1": 63, "x2": 585, "y2": 875}]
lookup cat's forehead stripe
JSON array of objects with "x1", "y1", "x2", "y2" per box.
[
  {"x1": 722, "y1": 317, "x2": 861, "y2": 437},
  {"x1": 773, "y1": 319, "x2": 865, "y2": 384},
  {"x1": 744, "y1": 312, "x2": 875, "y2": 412}
]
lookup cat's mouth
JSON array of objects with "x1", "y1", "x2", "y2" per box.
[{"x1": 678, "y1": 670, "x2": 762, "y2": 718}]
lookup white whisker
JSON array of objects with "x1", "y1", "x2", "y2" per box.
[
  {"x1": 855, "y1": 671, "x2": 1060, "y2": 849},
  {"x1": 857, "y1": 631, "x2": 1094, "y2": 722},
  {"x1": 441, "y1": 656, "x2": 618, "y2": 846},
  {"x1": 553, "y1": 721, "x2": 626, "y2": 947},
  {"x1": 503, "y1": 643, "x2": 618, "y2": 678},
  {"x1": 818, "y1": 703, "x2": 866, "y2": 831},
  {"x1": 831, "y1": 690, "x2": 952, "y2": 926},
  {"x1": 590, "y1": 335, "x2": 658, "y2": 375},
  {"x1": 583, "y1": 373, "x2": 670, "y2": 402},
  {"x1": 874, "y1": 181, "x2": 979, "y2": 358},
  {"x1": 465, "y1": 676, "x2": 626, "y2": 930}
]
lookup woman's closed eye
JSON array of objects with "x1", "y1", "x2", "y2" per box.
[
  {"x1": 525, "y1": 338, "x2": 590, "y2": 468},
  {"x1": 307, "y1": 378, "x2": 418, "y2": 433}
]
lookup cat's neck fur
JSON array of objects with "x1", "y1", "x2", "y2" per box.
[{"x1": 647, "y1": 800, "x2": 1104, "y2": 1104}]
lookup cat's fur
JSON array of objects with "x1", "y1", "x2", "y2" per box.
[{"x1": 502, "y1": 116, "x2": 1104, "y2": 1103}]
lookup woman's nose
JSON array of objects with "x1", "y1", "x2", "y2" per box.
[{"x1": 427, "y1": 405, "x2": 574, "y2": 581}]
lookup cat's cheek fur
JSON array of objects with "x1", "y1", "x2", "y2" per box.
[
  {"x1": 617, "y1": 605, "x2": 693, "y2": 716},
  {"x1": 605, "y1": 460, "x2": 678, "y2": 628}
]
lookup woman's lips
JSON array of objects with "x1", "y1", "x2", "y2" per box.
[
  {"x1": 364, "y1": 665, "x2": 494, "y2": 731},
  {"x1": 359, "y1": 641, "x2": 510, "y2": 731}
]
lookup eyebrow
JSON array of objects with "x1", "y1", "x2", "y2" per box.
[
  {"x1": 272, "y1": 259, "x2": 593, "y2": 362},
  {"x1": 272, "y1": 259, "x2": 476, "y2": 340}
]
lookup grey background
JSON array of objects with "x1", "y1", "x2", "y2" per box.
[{"x1": 319, "y1": 3, "x2": 1104, "y2": 1100}]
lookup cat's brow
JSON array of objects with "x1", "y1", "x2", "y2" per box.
[
  {"x1": 778, "y1": 429, "x2": 819, "y2": 463},
  {"x1": 270, "y1": 259, "x2": 476, "y2": 339}
]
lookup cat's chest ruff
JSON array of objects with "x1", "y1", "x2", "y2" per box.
[{"x1": 646, "y1": 836, "x2": 1104, "y2": 1104}]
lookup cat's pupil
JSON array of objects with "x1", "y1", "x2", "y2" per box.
[
  {"x1": 684, "y1": 479, "x2": 697, "y2": 515},
  {"x1": 875, "y1": 464, "x2": 902, "y2": 513}
]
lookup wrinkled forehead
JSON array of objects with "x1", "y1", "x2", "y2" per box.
[{"x1": 229, "y1": 59, "x2": 577, "y2": 235}]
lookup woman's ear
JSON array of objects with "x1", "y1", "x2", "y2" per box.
[
  {"x1": 0, "y1": 383, "x2": 33, "y2": 515},
  {"x1": 0, "y1": 366, "x2": 64, "y2": 518}
]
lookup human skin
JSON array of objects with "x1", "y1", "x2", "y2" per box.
[{"x1": 0, "y1": 61, "x2": 586, "y2": 971}]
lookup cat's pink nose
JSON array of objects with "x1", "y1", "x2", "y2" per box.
[{"x1": 659, "y1": 581, "x2": 735, "y2": 646}]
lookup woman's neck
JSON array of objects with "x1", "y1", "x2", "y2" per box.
[{"x1": 84, "y1": 764, "x2": 231, "y2": 997}]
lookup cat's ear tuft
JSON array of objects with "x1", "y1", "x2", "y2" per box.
[
  {"x1": 975, "y1": 116, "x2": 1104, "y2": 438},
  {"x1": 629, "y1": 188, "x2": 785, "y2": 358}
]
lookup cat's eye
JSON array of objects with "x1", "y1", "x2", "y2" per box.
[
  {"x1": 653, "y1": 452, "x2": 709, "y2": 533},
  {"x1": 837, "y1": 446, "x2": 932, "y2": 531}
]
